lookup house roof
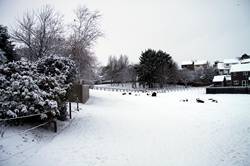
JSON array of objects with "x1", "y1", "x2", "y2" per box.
[
  {"x1": 194, "y1": 60, "x2": 207, "y2": 65},
  {"x1": 240, "y1": 58, "x2": 250, "y2": 64},
  {"x1": 181, "y1": 61, "x2": 193, "y2": 65},
  {"x1": 230, "y1": 63, "x2": 250, "y2": 73},
  {"x1": 212, "y1": 75, "x2": 231, "y2": 82},
  {"x1": 223, "y1": 59, "x2": 239, "y2": 64}
]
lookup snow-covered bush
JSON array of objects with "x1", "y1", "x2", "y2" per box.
[
  {"x1": 0, "y1": 49, "x2": 7, "y2": 64},
  {"x1": 36, "y1": 55, "x2": 77, "y2": 120},
  {"x1": 0, "y1": 60, "x2": 58, "y2": 119},
  {"x1": 0, "y1": 55, "x2": 76, "y2": 121}
]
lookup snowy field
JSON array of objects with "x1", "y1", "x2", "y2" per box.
[{"x1": 1, "y1": 88, "x2": 250, "y2": 166}]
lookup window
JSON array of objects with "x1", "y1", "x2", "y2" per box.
[
  {"x1": 242, "y1": 80, "x2": 247, "y2": 87},
  {"x1": 243, "y1": 72, "x2": 248, "y2": 76},
  {"x1": 233, "y1": 80, "x2": 239, "y2": 86}
]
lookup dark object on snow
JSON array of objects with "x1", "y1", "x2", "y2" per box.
[
  {"x1": 152, "y1": 92, "x2": 157, "y2": 97},
  {"x1": 147, "y1": 93, "x2": 150, "y2": 96},
  {"x1": 208, "y1": 98, "x2": 218, "y2": 103},
  {"x1": 196, "y1": 98, "x2": 204, "y2": 103},
  {"x1": 180, "y1": 99, "x2": 188, "y2": 102},
  {"x1": 212, "y1": 99, "x2": 218, "y2": 103},
  {"x1": 128, "y1": 92, "x2": 132, "y2": 95},
  {"x1": 122, "y1": 93, "x2": 126, "y2": 95}
]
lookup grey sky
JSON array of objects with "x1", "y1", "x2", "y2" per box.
[{"x1": 0, "y1": 0, "x2": 249, "y2": 66}]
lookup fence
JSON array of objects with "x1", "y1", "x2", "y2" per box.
[
  {"x1": 0, "y1": 101, "x2": 81, "y2": 140},
  {"x1": 206, "y1": 86, "x2": 250, "y2": 94},
  {"x1": 91, "y1": 85, "x2": 205, "y2": 94},
  {"x1": 0, "y1": 111, "x2": 58, "y2": 139}
]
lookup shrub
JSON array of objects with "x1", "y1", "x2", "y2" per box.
[
  {"x1": 0, "y1": 55, "x2": 76, "y2": 121},
  {"x1": 0, "y1": 60, "x2": 58, "y2": 119},
  {"x1": 36, "y1": 55, "x2": 77, "y2": 120}
]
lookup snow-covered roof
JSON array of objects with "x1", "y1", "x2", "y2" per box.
[
  {"x1": 194, "y1": 60, "x2": 207, "y2": 65},
  {"x1": 213, "y1": 75, "x2": 225, "y2": 82},
  {"x1": 223, "y1": 59, "x2": 239, "y2": 64},
  {"x1": 212, "y1": 75, "x2": 231, "y2": 82},
  {"x1": 230, "y1": 63, "x2": 250, "y2": 73},
  {"x1": 217, "y1": 63, "x2": 225, "y2": 70},
  {"x1": 240, "y1": 59, "x2": 250, "y2": 64},
  {"x1": 181, "y1": 61, "x2": 193, "y2": 65}
]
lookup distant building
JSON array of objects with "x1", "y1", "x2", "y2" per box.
[
  {"x1": 181, "y1": 60, "x2": 208, "y2": 70},
  {"x1": 230, "y1": 63, "x2": 250, "y2": 86},
  {"x1": 181, "y1": 61, "x2": 194, "y2": 70},
  {"x1": 214, "y1": 59, "x2": 239, "y2": 75},
  {"x1": 194, "y1": 60, "x2": 208, "y2": 70},
  {"x1": 240, "y1": 58, "x2": 250, "y2": 64},
  {"x1": 223, "y1": 59, "x2": 239, "y2": 68},
  {"x1": 216, "y1": 62, "x2": 228, "y2": 75}
]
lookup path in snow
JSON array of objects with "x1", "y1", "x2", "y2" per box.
[{"x1": 2, "y1": 89, "x2": 250, "y2": 166}]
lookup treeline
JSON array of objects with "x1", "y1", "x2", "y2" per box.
[
  {"x1": 100, "y1": 55, "x2": 137, "y2": 87},
  {"x1": 100, "y1": 49, "x2": 215, "y2": 88}
]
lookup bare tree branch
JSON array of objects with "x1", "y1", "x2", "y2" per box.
[{"x1": 12, "y1": 5, "x2": 64, "y2": 61}]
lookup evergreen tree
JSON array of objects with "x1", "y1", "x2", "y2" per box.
[
  {"x1": 240, "y1": 53, "x2": 250, "y2": 60},
  {"x1": 136, "y1": 49, "x2": 175, "y2": 88},
  {"x1": 0, "y1": 25, "x2": 17, "y2": 62},
  {"x1": 137, "y1": 49, "x2": 157, "y2": 88}
]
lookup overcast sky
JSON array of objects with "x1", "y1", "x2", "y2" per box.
[{"x1": 0, "y1": 0, "x2": 249, "y2": 66}]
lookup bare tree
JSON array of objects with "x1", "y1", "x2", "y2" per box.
[
  {"x1": 67, "y1": 6, "x2": 103, "y2": 82},
  {"x1": 128, "y1": 64, "x2": 138, "y2": 88},
  {"x1": 12, "y1": 5, "x2": 64, "y2": 61},
  {"x1": 102, "y1": 55, "x2": 133, "y2": 85}
]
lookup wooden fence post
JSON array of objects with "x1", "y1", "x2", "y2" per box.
[
  {"x1": 69, "y1": 102, "x2": 72, "y2": 119},
  {"x1": 76, "y1": 97, "x2": 79, "y2": 111},
  {"x1": 52, "y1": 120, "x2": 57, "y2": 133}
]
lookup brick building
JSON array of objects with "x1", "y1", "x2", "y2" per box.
[{"x1": 230, "y1": 63, "x2": 250, "y2": 86}]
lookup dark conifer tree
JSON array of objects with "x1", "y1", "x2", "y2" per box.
[
  {"x1": 0, "y1": 25, "x2": 18, "y2": 62},
  {"x1": 137, "y1": 49, "x2": 176, "y2": 88}
]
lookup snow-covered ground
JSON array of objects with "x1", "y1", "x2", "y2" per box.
[{"x1": 1, "y1": 88, "x2": 250, "y2": 166}]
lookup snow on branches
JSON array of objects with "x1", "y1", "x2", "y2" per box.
[
  {"x1": 0, "y1": 55, "x2": 76, "y2": 120},
  {"x1": 36, "y1": 55, "x2": 77, "y2": 120}
]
